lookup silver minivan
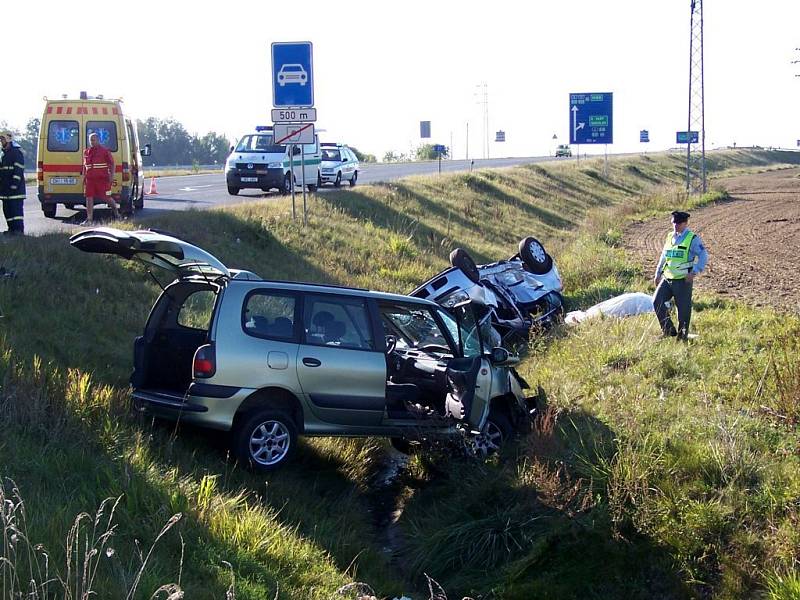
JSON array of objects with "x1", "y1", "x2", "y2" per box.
[{"x1": 70, "y1": 228, "x2": 537, "y2": 471}]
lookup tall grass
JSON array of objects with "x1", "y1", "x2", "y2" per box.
[{"x1": 1, "y1": 149, "x2": 799, "y2": 598}]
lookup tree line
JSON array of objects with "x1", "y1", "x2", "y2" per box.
[{"x1": 0, "y1": 117, "x2": 231, "y2": 167}]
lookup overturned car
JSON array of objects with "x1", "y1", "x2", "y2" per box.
[{"x1": 411, "y1": 237, "x2": 564, "y2": 346}]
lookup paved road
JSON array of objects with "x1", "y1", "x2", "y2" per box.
[{"x1": 21, "y1": 155, "x2": 561, "y2": 235}]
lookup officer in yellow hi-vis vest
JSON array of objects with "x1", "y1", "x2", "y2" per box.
[{"x1": 653, "y1": 211, "x2": 708, "y2": 340}]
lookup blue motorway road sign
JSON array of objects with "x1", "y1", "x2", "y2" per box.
[
  {"x1": 640, "y1": 130, "x2": 650, "y2": 143},
  {"x1": 676, "y1": 131, "x2": 699, "y2": 144},
  {"x1": 271, "y1": 42, "x2": 314, "y2": 107},
  {"x1": 569, "y1": 93, "x2": 613, "y2": 144}
]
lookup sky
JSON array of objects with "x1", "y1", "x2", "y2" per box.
[{"x1": 4, "y1": 0, "x2": 800, "y2": 160}]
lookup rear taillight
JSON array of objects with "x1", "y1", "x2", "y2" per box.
[
  {"x1": 122, "y1": 161, "x2": 130, "y2": 182},
  {"x1": 193, "y1": 344, "x2": 216, "y2": 378},
  {"x1": 37, "y1": 161, "x2": 43, "y2": 182}
]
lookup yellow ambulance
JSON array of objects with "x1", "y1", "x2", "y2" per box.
[{"x1": 37, "y1": 93, "x2": 150, "y2": 218}]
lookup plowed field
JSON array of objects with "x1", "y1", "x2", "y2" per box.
[{"x1": 626, "y1": 168, "x2": 800, "y2": 313}]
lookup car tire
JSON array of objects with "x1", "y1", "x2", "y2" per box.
[
  {"x1": 307, "y1": 183, "x2": 317, "y2": 193},
  {"x1": 227, "y1": 186, "x2": 240, "y2": 196},
  {"x1": 334, "y1": 172, "x2": 341, "y2": 187},
  {"x1": 518, "y1": 236, "x2": 553, "y2": 275},
  {"x1": 349, "y1": 171, "x2": 357, "y2": 186},
  {"x1": 449, "y1": 248, "x2": 481, "y2": 284},
  {"x1": 233, "y1": 409, "x2": 297, "y2": 472},
  {"x1": 389, "y1": 437, "x2": 418, "y2": 455},
  {"x1": 120, "y1": 199, "x2": 133, "y2": 217},
  {"x1": 317, "y1": 173, "x2": 323, "y2": 188},
  {"x1": 42, "y1": 204, "x2": 57, "y2": 218},
  {"x1": 281, "y1": 173, "x2": 293, "y2": 195},
  {"x1": 135, "y1": 190, "x2": 144, "y2": 210},
  {"x1": 467, "y1": 409, "x2": 513, "y2": 458}
]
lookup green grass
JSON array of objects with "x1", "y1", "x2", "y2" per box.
[{"x1": 1, "y1": 149, "x2": 799, "y2": 598}]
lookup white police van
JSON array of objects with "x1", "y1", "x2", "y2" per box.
[
  {"x1": 225, "y1": 126, "x2": 321, "y2": 195},
  {"x1": 319, "y1": 143, "x2": 359, "y2": 187}
]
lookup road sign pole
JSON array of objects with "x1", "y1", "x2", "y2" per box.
[
  {"x1": 604, "y1": 144, "x2": 608, "y2": 177},
  {"x1": 301, "y1": 149, "x2": 307, "y2": 226},
  {"x1": 290, "y1": 144, "x2": 296, "y2": 220},
  {"x1": 438, "y1": 154, "x2": 441, "y2": 174}
]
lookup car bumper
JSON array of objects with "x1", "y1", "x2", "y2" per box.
[
  {"x1": 38, "y1": 187, "x2": 131, "y2": 204},
  {"x1": 132, "y1": 383, "x2": 248, "y2": 431},
  {"x1": 226, "y1": 169, "x2": 284, "y2": 189}
]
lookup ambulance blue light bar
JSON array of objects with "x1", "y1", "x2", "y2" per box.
[{"x1": 255, "y1": 125, "x2": 273, "y2": 132}]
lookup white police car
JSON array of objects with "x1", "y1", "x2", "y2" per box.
[{"x1": 319, "y1": 143, "x2": 359, "y2": 187}]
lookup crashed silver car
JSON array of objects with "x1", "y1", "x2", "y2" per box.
[{"x1": 411, "y1": 237, "x2": 564, "y2": 346}]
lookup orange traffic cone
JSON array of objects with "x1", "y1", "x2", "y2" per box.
[{"x1": 148, "y1": 176, "x2": 158, "y2": 195}]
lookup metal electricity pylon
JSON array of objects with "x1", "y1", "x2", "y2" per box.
[{"x1": 686, "y1": 0, "x2": 706, "y2": 194}]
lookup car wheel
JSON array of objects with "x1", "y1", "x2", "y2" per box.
[
  {"x1": 466, "y1": 410, "x2": 513, "y2": 458},
  {"x1": 334, "y1": 172, "x2": 341, "y2": 187},
  {"x1": 518, "y1": 236, "x2": 553, "y2": 275},
  {"x1": 281, "y1": 173, "x2": 293, "y2": 195},
  {"x1": 389, "y1": 437, "x2": 418, "y2": 455},
  {"x1": 227, "y1": 186, "x2": 240, "y2": 196},
  {"x1": 349, "y1": 171, "x2": 358, "y2": 186},
  {"x1": 449, "y1": 247, "x2": 481, "y2": 284},
  {"x1": 307, "y1": 183, "x2": 317, "y2": 193},
  {"x1": 134, "y1": 190, "x2": 144, "y2": 210},
  {"x1": 42, "y1": 204, "x2": 57, "y2": 218},
  {"x1": 120, "y1": 199, "x2": 133, "y2": 217},
  {"x1": 317, "y1": 173, "x2": 323, "y2": 188},
  {"x1": 233, "y1": 409, "x2": 297, "y2": 472}
]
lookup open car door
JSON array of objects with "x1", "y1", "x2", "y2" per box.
[
  {"x1": 70, "y1": 227, "x2": 230, "y2": 280},
  {"x1": 441, "y1": 303, "x2": 492, "y2": 430}
]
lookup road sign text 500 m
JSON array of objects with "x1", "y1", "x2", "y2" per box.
[{"x1": 278, "y1": 110, "x2": 310, "y2": 121}]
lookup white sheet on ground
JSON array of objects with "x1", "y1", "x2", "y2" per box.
[{"x1": 565, "y1": 292, "x2": 657, "y2": 325}]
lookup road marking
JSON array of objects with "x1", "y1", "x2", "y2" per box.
[{"x1": 177, "y1": 185, "x2": 214, "y2": 192}]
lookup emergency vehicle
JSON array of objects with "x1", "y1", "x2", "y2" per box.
[
  {"x1": 225, "y1": 126, "x2": 321, "y2": 195},
  {"x1": 37, "y1": 93, "x2": 150, "y2": 218}
]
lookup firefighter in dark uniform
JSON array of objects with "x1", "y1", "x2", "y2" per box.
[{"x1": 0, "y1": 131, "x2": 25, "y2": 235}]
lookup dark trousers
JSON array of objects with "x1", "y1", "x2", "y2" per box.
[
  {"x1": 2, "y1": 198, "x2": 24, "y2": 233},
  {"x1": 654, "y1": 277, "x2": 693, "y2": 339}
]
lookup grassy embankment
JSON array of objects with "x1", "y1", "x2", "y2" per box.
[{"x1": 1, "y1": 149, "x2": 799, "y2": 598}]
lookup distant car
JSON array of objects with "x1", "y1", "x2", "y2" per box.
[
  {"x1": 555, "y1": 144, "x2": 572, "y2": 157},
  {"x1": 319, "y1": 143, "x2": 359, "y2": 187},
  {"x1": 277, "y1": 64, "x2": 308, "y2": 86}
]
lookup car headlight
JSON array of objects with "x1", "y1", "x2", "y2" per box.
[
  {"x1": 268, "y1": 162, "x2": 282, "y2": 169},
  {"x1": 439, "y1": 289, "x2": 471, "y2": 308}
]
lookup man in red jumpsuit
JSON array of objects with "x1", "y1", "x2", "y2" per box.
[{"x1": 82, "y1": 132, "x2": 118, "y2": 224}]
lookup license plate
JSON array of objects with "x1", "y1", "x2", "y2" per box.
[
  {"x1": 241, "y1": 177, "x2": 258, "y2": 182},
  {"x1": 50, "y1": 177, "x2": 77, "y2": 185}
]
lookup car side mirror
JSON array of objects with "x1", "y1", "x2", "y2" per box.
[
  {"x1": 489, "y1": 346, "x2": 518, "y2": 365},
  {"x1": 230, "y1": 145, "x2": 235, "y2": 152},
  {"x1": 141, "y1": 143, "x2": 152, "y2": 157}
]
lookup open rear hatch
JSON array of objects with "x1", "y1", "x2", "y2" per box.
[{"x1": 69, "y1": 227, "x2": 230, "y2": 279}]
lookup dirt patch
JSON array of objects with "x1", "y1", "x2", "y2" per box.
[{"x1": 625, "y1": 168, "x2": 800, "y2": 313}]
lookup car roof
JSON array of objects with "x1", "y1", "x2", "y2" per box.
[{"x1": 230, "y1": 278, "x2": 438, "y2": 306}]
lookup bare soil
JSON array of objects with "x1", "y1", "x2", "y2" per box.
[{"x1": 626, "y1": 168, "x2": 800, "y2": 313}]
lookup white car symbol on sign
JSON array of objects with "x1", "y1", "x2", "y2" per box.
[{"x1": 277, "y1": 64, "x2": 308, "y2": 87}]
